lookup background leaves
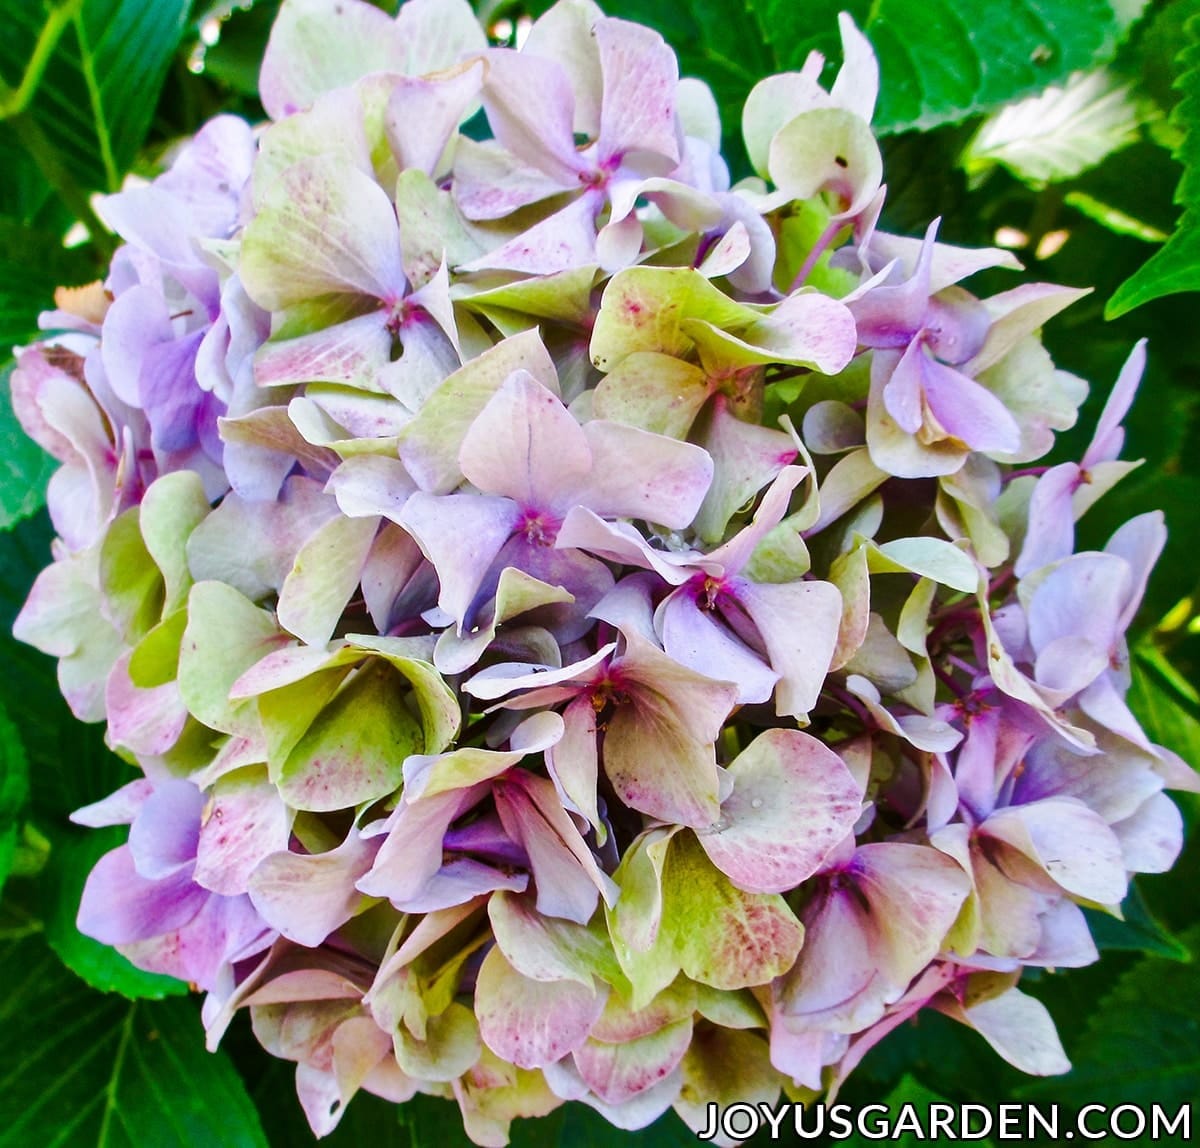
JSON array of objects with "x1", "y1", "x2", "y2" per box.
[
  {"x1": 748, "y1": 0, "x2": 1121, "y2": 134},
  {"x1": 0, "y1": 0, "x2": 1197, "y2": 1144},
  {"x1": 0, "y1": 934, "x2": 267, "y2": 1148},
  {"x1": 1108, "y1": 1, "x2": 1200, "y2": 316}
]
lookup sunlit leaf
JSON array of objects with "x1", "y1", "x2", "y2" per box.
[{"x1": 747, "y1": 0, "x2": 1118, "y2": 134}]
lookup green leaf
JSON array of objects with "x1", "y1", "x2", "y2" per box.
[
  {"x1": 0, "y1": 361, "x2": 56, "y2": 531},
  {"x1": 0, "y1": 0, "x2": 191, "y2": 195},
  {"x1": 1108, "y1": 8, "x2": 1200, "y2": 317},
  {"x1": 962, "y1": 69, "x2": 1141, "y2": 188},
  {"x1": 200, "y1": 1, "x2": 280, "y2": 100},
  {"x1": 1063, "y1": 190, "x2": 1170, "y2": 243},
  {"x1": 1018, "y1": 925, "x2": 1200, "y2": 1105},
  {"x1": 0, "y1": 933, "x2": 268, "y2": 1147},
  {"x1": 0, "y1": 216, "x2": 97, "y2": 353},
  {"x1": 748, "y1": 0, "x2": 1118, "y2": 135},
  {"x1": 1128, "y1": 645, "x2": 1200, "y2": 766},
  {"x1": 0, "y1": 699, "x2": 29, "y2": 897},
  {"x1": 1083, "y1": 879, "x2": 1192, "y2": 962},
  {"x1": 1106, "y1": 213, "x2": 1200, "y2": 316}
]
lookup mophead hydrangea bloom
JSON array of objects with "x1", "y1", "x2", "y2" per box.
[{"x1": 11, "y1": 0, "x2": 1198, "y2": 1140}]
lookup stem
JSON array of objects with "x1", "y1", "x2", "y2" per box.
[
  {"x1": 790, "y1": 218, "x2": 843, "y2": 292},
  {"x1": 1002, "y1": 466, "x2": 1049, "y2": 483},
  {"x1": 72, "y1": 9, "x2": 119, "y2": 192},
  {"x1": 0, "y1": 0, "x2": 83, "y2": 119},
  {"x1": 823, "y1": 683, "x2": 873, "y2": 728},
  {"x1": 0, "y1": 921, "x2": 44, "y2": 941},
  {"x1": 932, "y1": 660, "x2": 966, "y2": 698}
]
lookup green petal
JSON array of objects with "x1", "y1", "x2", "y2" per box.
[
  {"x1": 276, "y1": 658, "x2": 424, "y2": 811},
  {"x1": 178, "y1": 582, "x2": 287, "y2": 736}
]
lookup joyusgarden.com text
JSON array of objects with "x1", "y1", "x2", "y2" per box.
[{"x1": 696, "y1": 1101, "x2": 1194, "y2": 1141}]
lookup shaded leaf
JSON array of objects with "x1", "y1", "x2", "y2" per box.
[
  {"x1": 0, "y1": 359, "x2": 57, "y2": 531},
  {"x1": 0, "y1": 933, "x2": 268, "y2": 1147},
  {"x1": 0, "y1": 699, "x2": 29, "y2": 896},
  {"x1": 1128, "y1": 644, "x2": 1200, "y2": 766},
  {"x1": 0, "y1": 0, "x2": 191, "y2": 195},
  {"x1": 842, "y1": 1074, "x2": 997, "y2": 1146},
  {"x1": 1106, "y1": 214, "x2": 1200, "y2": 317},
  {"x1": 1018, "y1": 926, "x2": 1200, "y2": 1105},
  {"x1": 1108, "y1": 9, "x2": 1200, "y2": 317},
  {"x1": 1083, "y1": 879, "x2": 1191, "y2": 962}
]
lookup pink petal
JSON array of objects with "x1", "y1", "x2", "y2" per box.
[
  {"x1": 546, "y1": 696, "x2": 603, "y2": 836},
  {"x1": 240, "y1": 157, "x2": 407, "y2": 311},
  {"x1": 778, "y1": 881, "x2": 884, "y2": 1030},
  {"x1": 657, "y1": 592, "x2": 778, "y2": 705},
  {"x1": 573, "y1": 1018, "x2": 692, "y2": 1105},
  {"x1": 195, "y1": 774, "x2": 294, "y2": 896},
  {"x1": 253, "y1": 312, "x2": 392, "y2": 391},
  {"x1": 399, "y1": 491, "x2": 522, "y2": 628},
  {"x1": 1026, "y1": 553, "x2": 1130, "y2": 663},
  {"x1": 121, "y1": 891, "x2": 271, "y2": 992},
  {"x1": 697, "y1": 729, "x2": 862, "y2": 893},
  {"x1": 71, "y1": 779, "x2": 154, "y2": 828},
  {"x1": 946, "y1": 988, "x2": 1070, "y2": 1076},
  {"x1": 495, "y1": 771, "x2": 616, "y2": 923},
  {"x1": 1111, "y1": 791, "x2": 1183, "y2": 874},
  {"x1": 1083, "y1": 338, "x2": 1146, "y2": 467},
  {"x1": 595, "y1": 18, "x2": 680, "y2": 170},
  {"x1": 356, "y1": 784, "x2": 489, "y2": 903},
  {"x1": 576, "y1": 419, "x2": 714, "y2": 529},
  {"x1": 259, "y1": 0, "x2": 404, "y2": 120},
  {"x1": 459, "y1": 371, "x2": 591, "y2": 506},
  {"x1": 983, "y1": 798, "x2": 1128, "y2": 905},
  {"x1": 480, "y1": 49, "x2": 587, "y2": 185},
  {"x1": 918, "y1": 354, "x2": 1022, "y2": 455},
  {"x1": 128, "y1": 780, "x2": 205, "y2": 880},
  {"x1": 1015, "y1": 462, "x2": 1080, "y2": 576},
  {"x1": 453, "y1": 137, "x2": 575, "y2": 220},
  {"x1": 458, "y1": 191, "x2": 601, "y2": 275},
  {"x1": 249, "y1": 832, "x2": 383, "y2": 946},
  {"x1": 78, "y1": 846, "x2": 206, "y2": 945},
  {"x1": 692, "y1": 399, "x2": 796, "y2": 543},
  {"x1": 393, "y1": 858, "x2": 528, "y2": 913},
  {"x1": 850, "y1": 842, "x2": 971, "y2": 988},
  {"x1": 556, "y1": 508, "x2": 700, "y2": 585},
  {"x1": 391, "y1": 0, "x2": 487, "y2": 76},
  {"x1": 386, "y1": 60, "x2": 485, "y2": 176},
  {"x1": 732, "y1": 578, "x2": 842, "y2": 717},
  {"x1": 1106, "y1": 510, "x2": 1166, "y2": 630},
  {"x1": 475, "y1": 945, "x2": 607, "y2": 1069}
]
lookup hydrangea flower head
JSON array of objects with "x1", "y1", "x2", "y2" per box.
[{"x1": 10, "y1": 0, "x2": 1197, "y2": 1140}]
